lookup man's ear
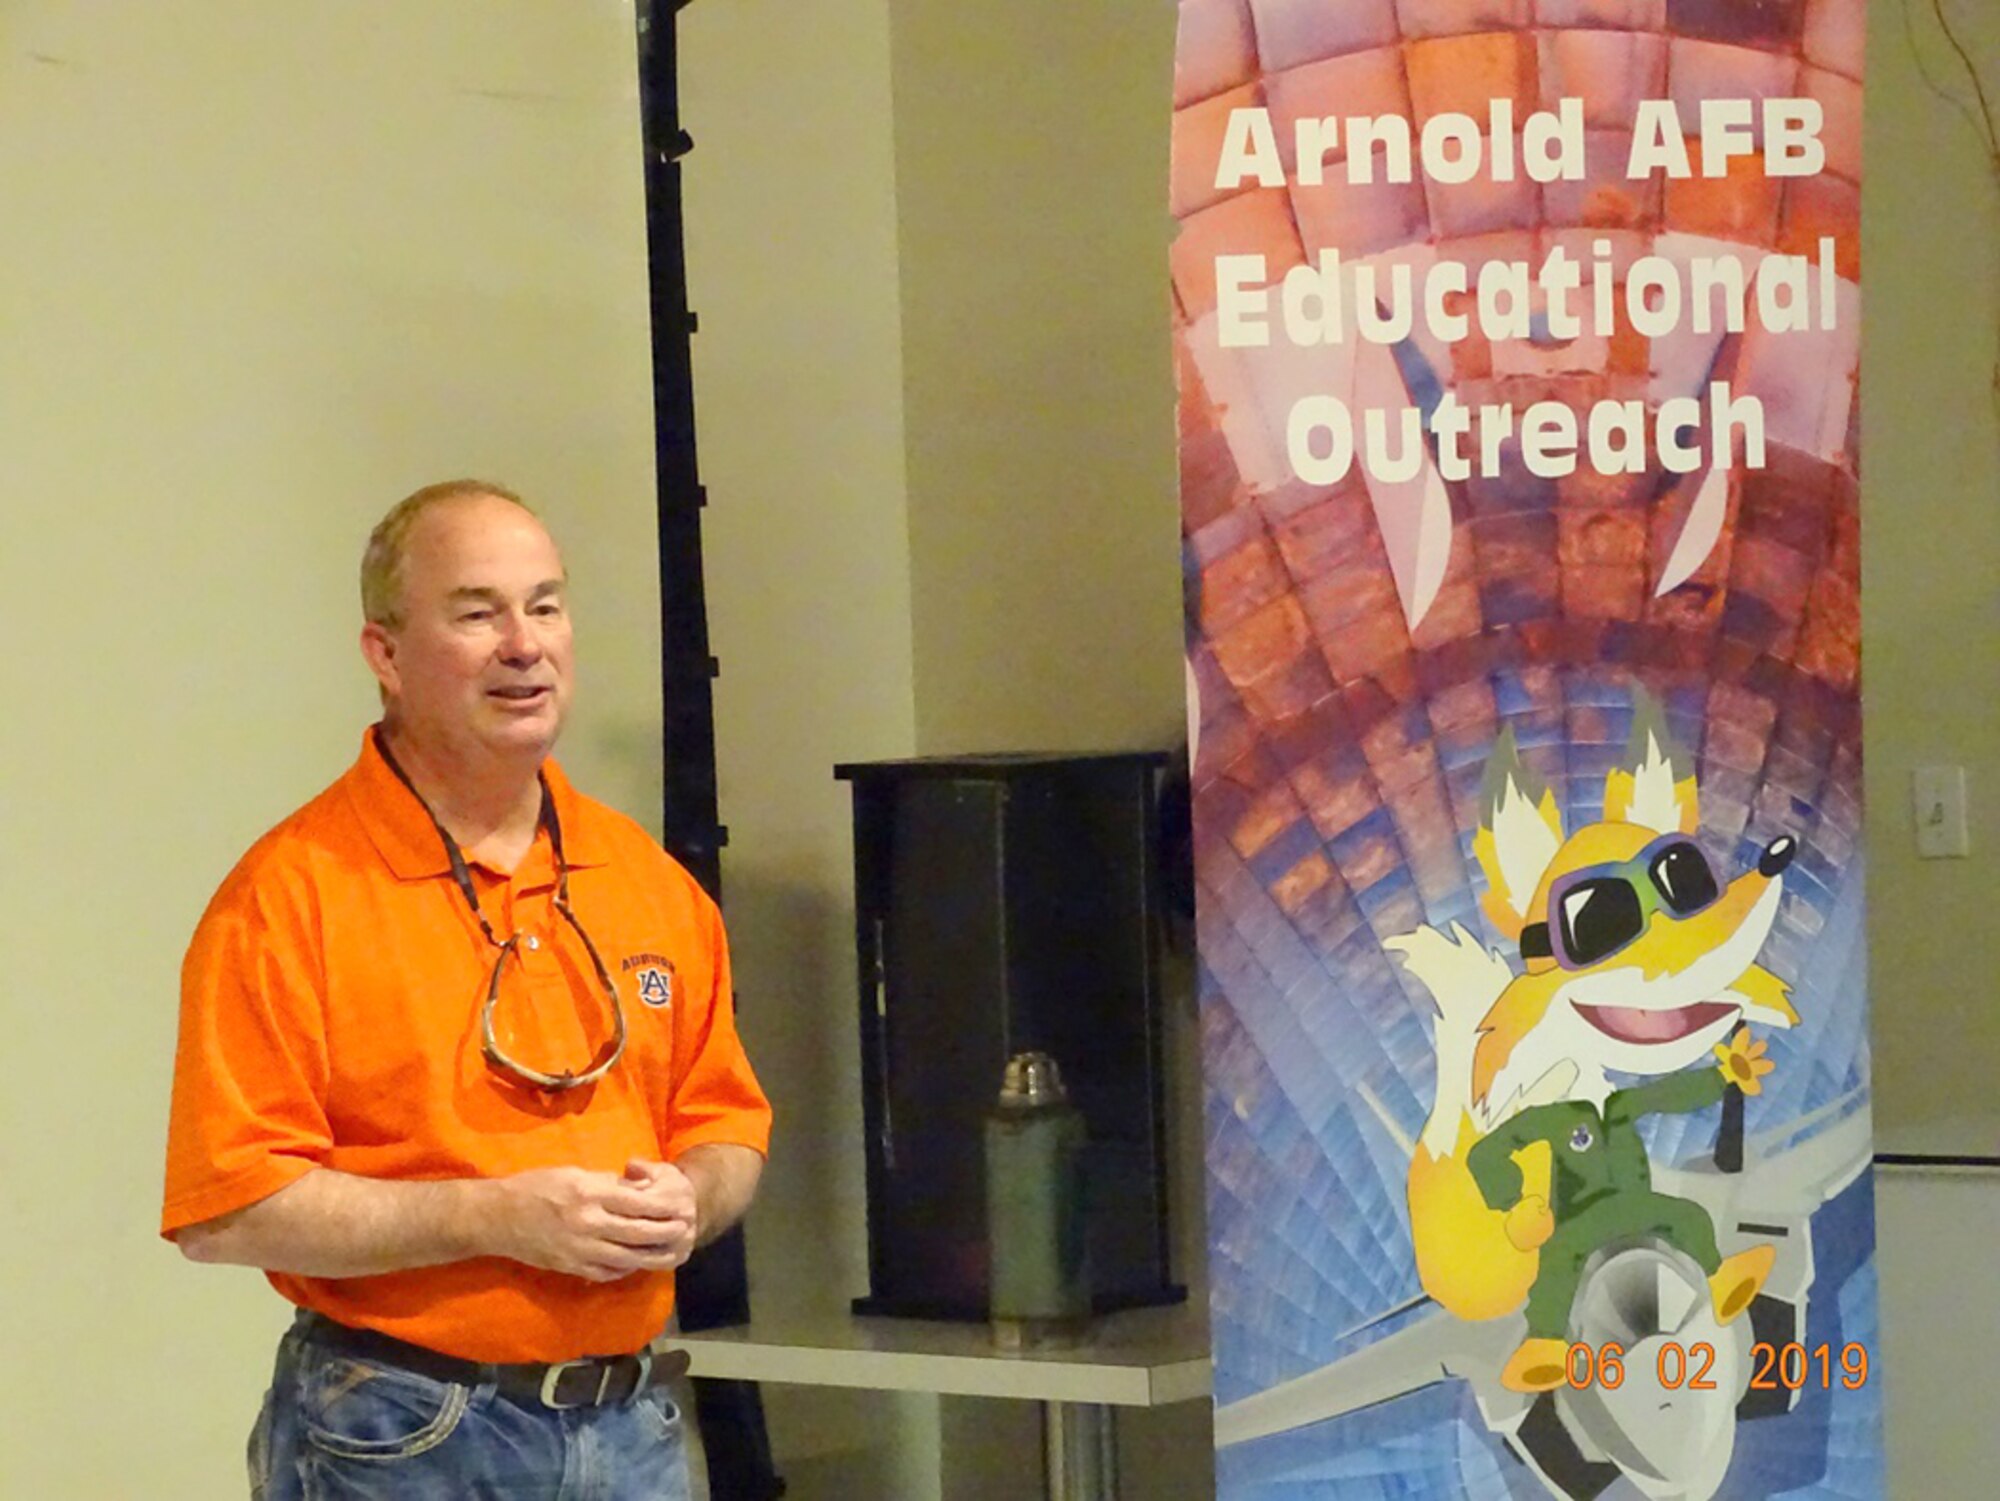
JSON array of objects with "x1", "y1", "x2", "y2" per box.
[
  {"x1": 1473, "y1": 727, "x2": 1564, "y2": 942},
  {"x1": 359, "y1": 621, "x2": 399, "y2": 701},
  {"x1": 1604, "y1": 687, "x2": 1698, "y2": 834}
]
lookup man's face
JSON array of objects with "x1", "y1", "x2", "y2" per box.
[{"x1": 363, "y1": 493, "x2": 574, "y2": 767}]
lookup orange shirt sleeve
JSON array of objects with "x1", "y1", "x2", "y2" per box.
[
  {"x1": 661, "y1": 889, "x2": 772, "y2": 1161},
  {"x1": 161, "y1": 849, "x2": 334, "y2": 1238}
]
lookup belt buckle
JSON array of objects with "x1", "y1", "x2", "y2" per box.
[{"x1": 539, "y1": 1351, "x2": 652, "y2": 1409}]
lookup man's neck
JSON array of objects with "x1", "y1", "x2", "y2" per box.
[{"x1": 379, "y1": 723, "x2": 546, "y2": 864}]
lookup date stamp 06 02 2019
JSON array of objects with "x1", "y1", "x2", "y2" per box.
[{"x1": 1563, "y1": 1341, "x2": 1872, "y2": 1392}]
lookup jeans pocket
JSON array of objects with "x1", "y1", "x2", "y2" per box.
[
  {"x1": 637, "y1": 1385, "x2": 682, "y2": 1441},
  {"x1": 298, "y1": 1350, "x2": 469, "y2": 1464}
]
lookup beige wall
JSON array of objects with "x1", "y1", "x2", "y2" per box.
[
  {"x1": 1861, "y1": 2, "x2": 2000, "y2": 1491},
  {"x1": 679, "y1": 0, "x2": 942, "y2": 1493},
  {"x1": 4, "y1": 2, "x2": 670, "y2": 1495},
  {"x1": 684, "y1": 1, "x2": 1198, "y2": 1491},
  {"x1": 1861, "y1": 0, "x2": 2000, "y2": 1150},
  {"x1": 881, "y1": 6, "x2": 1202, "y2": 1496},
  {"x1": 890, "y1": 0, "x2": 1186, "y2": 758}
]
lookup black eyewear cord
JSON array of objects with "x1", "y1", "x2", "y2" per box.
[{"x1": 374, "y1": 727, "x2": 626, "y2": 1093}]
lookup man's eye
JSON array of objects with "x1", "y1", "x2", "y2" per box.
[{"x1": 459, "y1": 610, "x2": 493, "y2": 623}]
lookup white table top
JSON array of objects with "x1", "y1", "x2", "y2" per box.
[{"x1": 672, "y1": 1301, "x2": 1213, "y2": 1408}]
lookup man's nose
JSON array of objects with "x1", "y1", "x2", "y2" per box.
[{"x1": 497, "y1": 610, "x2": 543, "y2": 662}]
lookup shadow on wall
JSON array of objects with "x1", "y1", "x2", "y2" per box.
[{"x1": 592, "y1": 719, "x2": 669, "y2": 840}]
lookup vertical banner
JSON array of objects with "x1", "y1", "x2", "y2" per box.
[{"x1": 1172, "y1": 3, "x2": 1878, "y2": 1497}]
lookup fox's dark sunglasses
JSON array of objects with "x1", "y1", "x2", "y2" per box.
[{"x1": 1518, "y1": 833, "x2": 1723, "y2": 971}]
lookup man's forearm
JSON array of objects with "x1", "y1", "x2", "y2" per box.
[
  {"x1": 174, "y1": 1168, "x2": 498, "y2": 1278},
  {"x1": 178, "y1": 1153, "x2": 758, "y2": 1280},
  {"x1": 673, "y1": 1144, "x2": 764, "y2": 1247}
]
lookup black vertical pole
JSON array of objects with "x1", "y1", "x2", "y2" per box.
[
  {"x1": 633, "y1": 6, "x2": 785, "y2": 1498},
  {"x1": 634, "y1": 0, "x2": 725, "y2": 896}
]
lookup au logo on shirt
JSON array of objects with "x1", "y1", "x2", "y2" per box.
[{"x1": 622, "y1": 952, "x2": 676, "y2": 1010}]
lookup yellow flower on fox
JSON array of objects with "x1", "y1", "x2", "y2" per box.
[{"x1": 1714, "y1": 1033, "x2": 1775, "y2": 1095}]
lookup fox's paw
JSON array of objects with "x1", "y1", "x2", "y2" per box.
[
  {"x1": 1714, "y1": 1032, "x2": 1775, "y2": 1095},
  {"x1": 1500, "y1": 1338, "x2": 1572, "y2": 1393},
  {"x1": 1503, "y1": 1195, "x2": 1555, "y2": 1252}
]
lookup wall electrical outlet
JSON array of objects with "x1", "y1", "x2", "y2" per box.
[{"x1": 1913, "y1": 765, "x2": 1971, "y2": 859}]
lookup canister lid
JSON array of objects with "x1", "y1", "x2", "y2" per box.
[{"x1": 998, "y1": 1051, "x2": 1068, "y2": 1107}]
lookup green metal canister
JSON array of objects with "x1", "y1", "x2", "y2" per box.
[{"x1": 985, "y1": 1051, "x2": 1091, "y2": 1348}]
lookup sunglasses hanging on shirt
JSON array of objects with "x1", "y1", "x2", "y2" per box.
[{"x1": 374, "y1": 727, "x2": 627, "y2": 1092}]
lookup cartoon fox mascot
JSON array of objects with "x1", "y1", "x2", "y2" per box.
[{"x1": 1388, "y1": 692, "x2": 1799, "y2": 1393}]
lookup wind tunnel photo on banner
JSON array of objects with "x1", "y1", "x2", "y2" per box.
[{"x1": 1172, "y1": 2, "x2": 1877, "y2": 1498}]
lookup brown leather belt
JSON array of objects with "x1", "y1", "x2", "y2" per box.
[{"x1": 299, "y1": 1312, "x2": 691, "y2": 1410}]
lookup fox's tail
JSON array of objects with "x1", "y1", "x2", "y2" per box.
[{"x1": 1387, "y1": 923, "x2": 1547, "y2": 1321}]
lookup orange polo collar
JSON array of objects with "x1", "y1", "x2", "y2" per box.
[{"x1": 344, "y1": 727, "x2": 612, "y2": 881}]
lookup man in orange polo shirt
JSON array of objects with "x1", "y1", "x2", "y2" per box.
[{"x1": 162, "y1": 480, "x2": 771, "y2": 1499}]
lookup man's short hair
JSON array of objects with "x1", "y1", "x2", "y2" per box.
[{"x1": 360, "y1": 479, "x2": 534, "y2": 627}]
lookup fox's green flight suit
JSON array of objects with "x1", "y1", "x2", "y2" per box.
[{"x1": 1467, "y1": 1067, "x2": 1728, "y2": 1338}]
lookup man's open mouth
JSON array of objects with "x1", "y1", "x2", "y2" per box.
[
  {"x1": 489, "y1": 686, "x2": 548, "y2": 701},
  {"x1": 1573, "y1": 1000, "x2": 1738, "y2": 1044}
]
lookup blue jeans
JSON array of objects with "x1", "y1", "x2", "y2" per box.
[{"x1": 249, "y1": 1316, "x2": 692, "y2": 1500}]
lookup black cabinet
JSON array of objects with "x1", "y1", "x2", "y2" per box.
[{"x1": 836, "y1": 753, "x2": 1184, "y2": 1320}]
